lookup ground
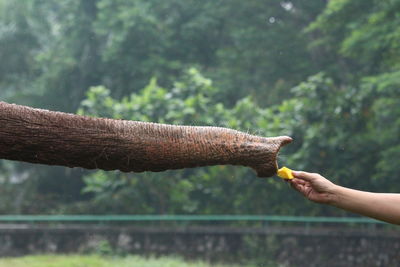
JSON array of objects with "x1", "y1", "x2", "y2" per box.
[{"x1": 0, "y1": 254, "x2": 243, "y2": 267}]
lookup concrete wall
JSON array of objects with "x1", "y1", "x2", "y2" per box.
[{"x1": 0, "y1": 224, "x2": 399, "y2": 266}]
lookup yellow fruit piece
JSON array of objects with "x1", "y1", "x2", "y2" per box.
[{"x1": 277, "y1": 166, "x2": 294, "y2": 179}]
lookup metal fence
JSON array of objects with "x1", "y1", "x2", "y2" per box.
[{"x1": 0, "y1": 215, "x2": 386, "y2": 224}]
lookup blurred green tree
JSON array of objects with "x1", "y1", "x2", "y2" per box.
[
  {"x1": 71, "y1": 68, "x2": 399, "y2": 216},
  {"x1": 0, "y1": 0, "x2": 398, "y2": 216}
]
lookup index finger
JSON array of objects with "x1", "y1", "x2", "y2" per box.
[{"x1": 292, "y1": 171, "x2": 318, "y2": 182}]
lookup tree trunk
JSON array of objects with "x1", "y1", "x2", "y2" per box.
[{"x1": 0, "y1": 101, "x2": 292, "y2": 177}]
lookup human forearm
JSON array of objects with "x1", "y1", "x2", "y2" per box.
[
  {"x1": 331, "y1": 186, "x2": 400, "y2": 225},
  {"x1": 290, "y1": 171, "x2": 400, "y2": 225}
]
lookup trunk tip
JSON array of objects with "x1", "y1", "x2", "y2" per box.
[
  {"x1": 252, "y1": 136, "x2": 293, "y2": 178},
  {"x1": 278, "y1": 136, "x2": 293, "y2": 146}
]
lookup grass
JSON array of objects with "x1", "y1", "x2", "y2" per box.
[{"x1": 0, "y1": 254, "x2": 242, "y2": 267}]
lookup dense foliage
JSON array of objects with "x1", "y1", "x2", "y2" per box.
[{"x1": 0, "y1": 0, "x2": 398, "y2": 216}]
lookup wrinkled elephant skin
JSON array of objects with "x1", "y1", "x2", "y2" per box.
[{"x1": 0, "y1": 102, "x2": 292, "y2": 177}]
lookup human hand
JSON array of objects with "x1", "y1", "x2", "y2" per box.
[{"x1": 289, "y1": 171, "x2": 339, "y2": 204}]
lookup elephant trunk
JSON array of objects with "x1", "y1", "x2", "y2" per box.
[{"x1": 0, "y1": 101, "x2": 292, "y2": 177}]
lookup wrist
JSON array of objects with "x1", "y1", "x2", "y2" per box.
[{"x1": 328, "y1": 185, "x2": 345, "y2": 206}]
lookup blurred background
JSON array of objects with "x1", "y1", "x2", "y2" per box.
[{"x1": 0, "y1": 0, "x2": 399, "y2": 266}]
